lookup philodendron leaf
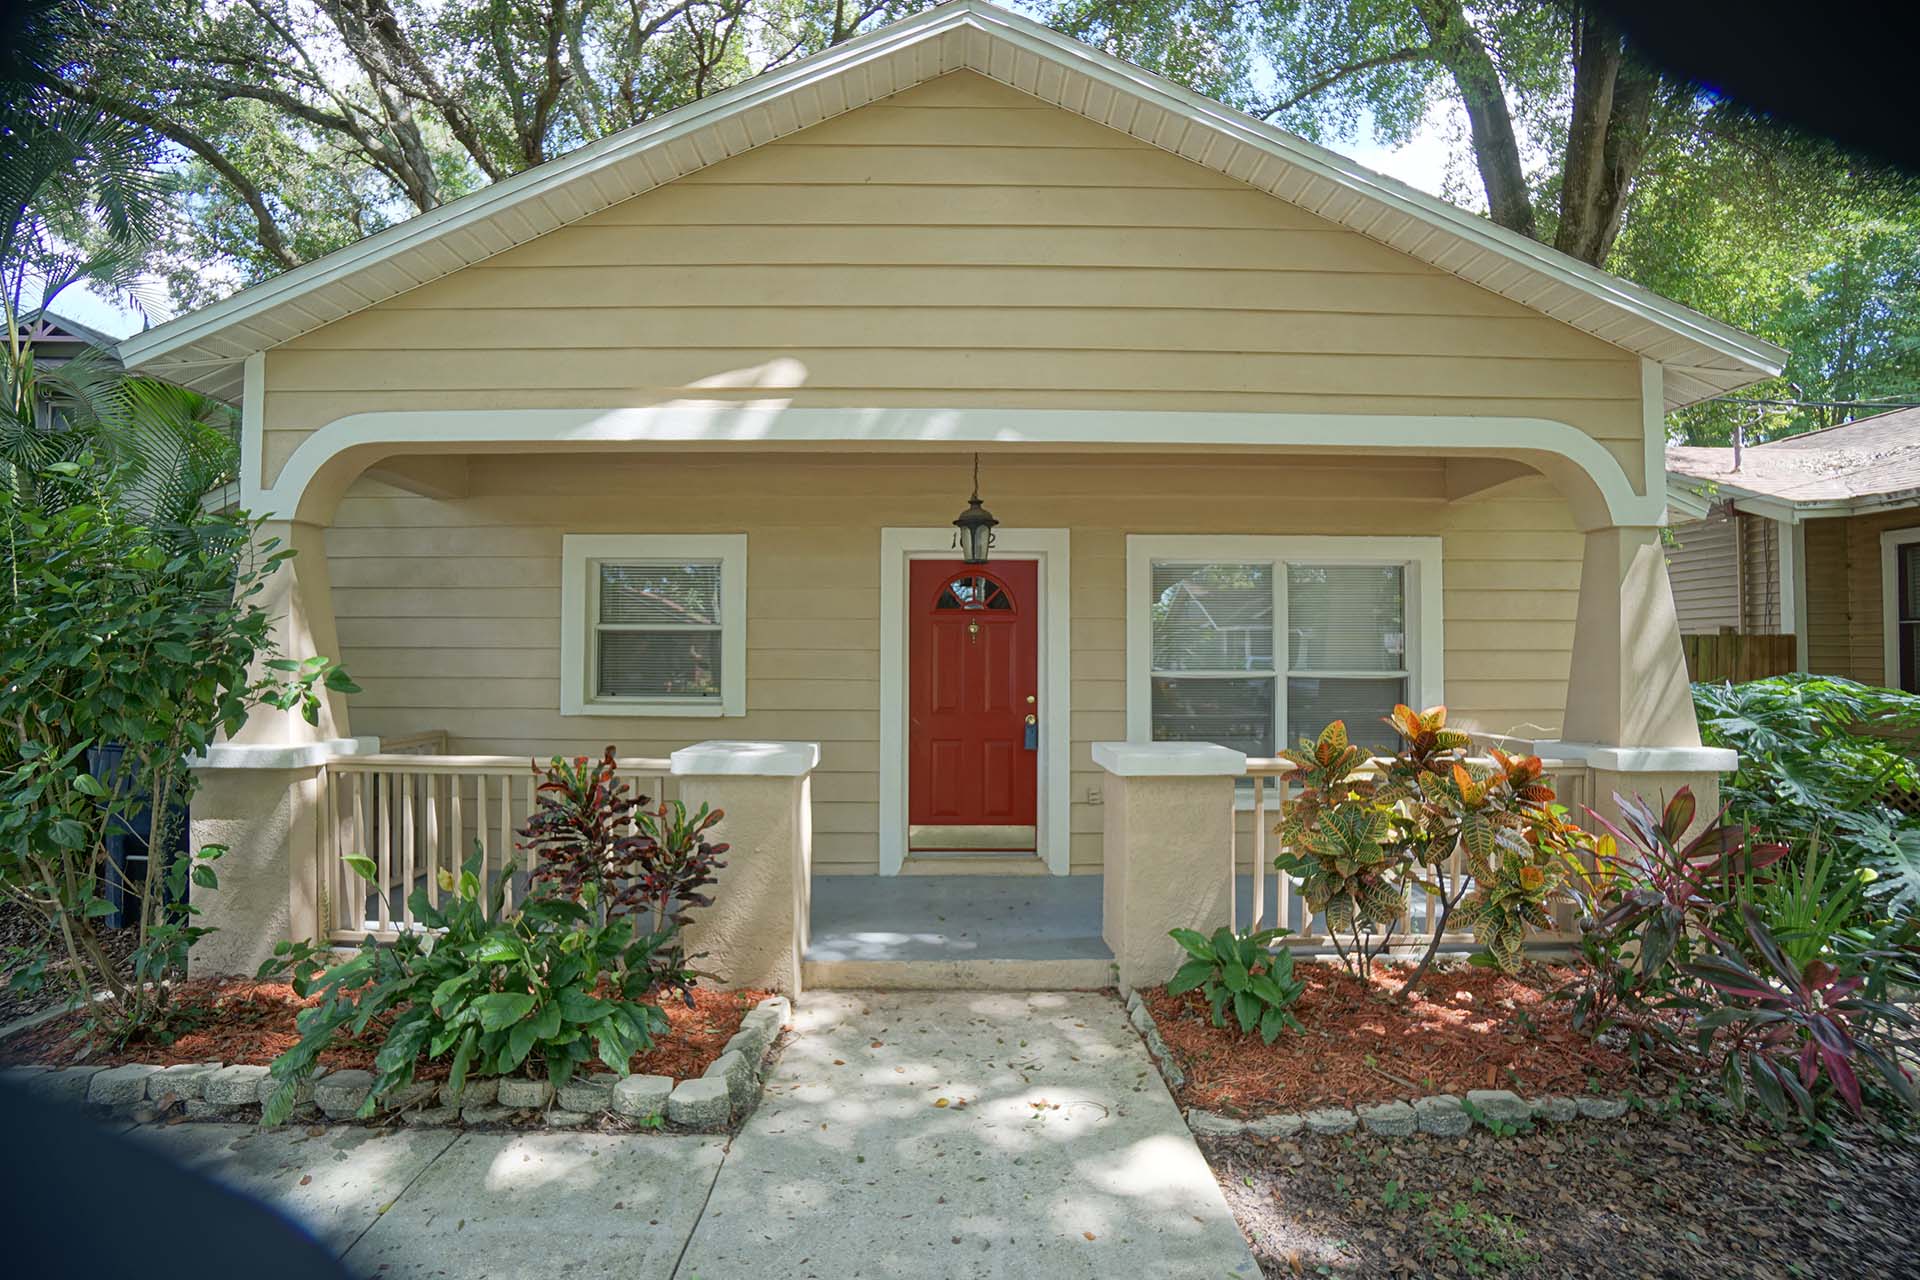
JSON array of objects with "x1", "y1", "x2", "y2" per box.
[{"x1": 343, "y1": 855, "x2": 378, "y2": 883}]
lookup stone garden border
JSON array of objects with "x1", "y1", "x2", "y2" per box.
[
  {"x1": 1121, "y1": 987, "x2": 1631, "y2": 1141},
  {"x1": 0, "y1": 995, "x2": 791, "y2": 1137}
]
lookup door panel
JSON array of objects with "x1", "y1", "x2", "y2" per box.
[{"x1": 909, "y1": 559, "x2": 1039, "y2": 849}]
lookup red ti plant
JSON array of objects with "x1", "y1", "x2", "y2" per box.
[
  {"x1": 1583, "y1": 788, "x2": 1788, "y2": 978},
  {"x1": 1686, "y1": 904, "x2": 1917, "y2": 1121},
  {"x1": 518, "y1": 747, "x2": 729, "y2": 992}
]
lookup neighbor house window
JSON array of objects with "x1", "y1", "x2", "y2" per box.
[
  {"x1": 1886, "y1": 529, "x2": 1920, "y2": 694},
  {"x1": 1128, "y1": 537, "x2": 1441, "y2": 758},
  {"x1": 560, "y1": 534, "x2": 746, "y2": 716}
]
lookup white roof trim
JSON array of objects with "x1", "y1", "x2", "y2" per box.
[
  {"x1": 119, "y1": 0, "x2": 1784, "y2": 409},
  {"x1": 1665, "y1": 468, "x2": 1920, "y2": 523}
]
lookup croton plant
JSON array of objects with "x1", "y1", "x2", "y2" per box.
[{"x1": 1275, "y1": 706, "x2": 1583, "y2": 991}]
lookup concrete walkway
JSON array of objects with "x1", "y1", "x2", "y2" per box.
[{"x1": 118, "y1": 990, "x2": 1255, "y2": 1279}]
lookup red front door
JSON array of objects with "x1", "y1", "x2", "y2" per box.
[{"x1": 908, "y1": 559, "x2": 1039, "y2": 851}]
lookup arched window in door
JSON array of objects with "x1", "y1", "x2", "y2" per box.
[{"x1": 933, "y1": 572, "x2": 1015, "y2": 612}]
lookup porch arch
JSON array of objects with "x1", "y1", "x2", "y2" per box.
[{"x1": 259, "y1": 405, "x2": 1655, "y2": 532}]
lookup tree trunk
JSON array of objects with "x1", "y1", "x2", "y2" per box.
[
  {"x1": 1554, "y1": 7, "x2": 1665, "y2": 267},
  {"x1": 1412, "y1": 0, "x2": 1537, "y2": 240}
]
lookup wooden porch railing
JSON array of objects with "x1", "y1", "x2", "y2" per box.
[
  {"x1": 317, "y1": 752, "x2": 672, "y2": 941},
  {"x1": 1234, "y1": 754, "x2": 1592, "y2": 950}
]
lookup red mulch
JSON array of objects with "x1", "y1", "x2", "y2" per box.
[
  {"x1": 1145, "y1": 960, "x2": 1641, "y2": 1116},
  {"x1": 0, "y1": 979, "x2": 770, "y2": 1083}
]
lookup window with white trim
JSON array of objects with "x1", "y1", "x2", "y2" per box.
[
  {"x1": 1128, "y1": 537, "x2": 1442, "y2": 758},
  {"x1": 560, "y1": 534, "x2": 746, "y2": 716}
]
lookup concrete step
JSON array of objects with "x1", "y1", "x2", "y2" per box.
[{"x1": 801, "y1": 951, "x2": 1114, "y2": 991}]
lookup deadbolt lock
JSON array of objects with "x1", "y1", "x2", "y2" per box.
[{"x1": 1026, "y1": 694, "x2": 1036, "y2": 704}]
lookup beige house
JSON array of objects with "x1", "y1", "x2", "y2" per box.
[
  {"x1": 126, "y1": 1, "x2": 1776, "y2": 993},
  {"x1": 1668, "y1": 408, "x2": 1920, "y2": 690}
]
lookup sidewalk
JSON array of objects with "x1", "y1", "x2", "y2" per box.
[{"x1": 123, "y1": 990, "x2": 1256, "y2": 1278}]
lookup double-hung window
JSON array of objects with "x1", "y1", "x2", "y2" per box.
[
  {"x1": 560, "y1": 534, "x2": 747, "y2": 716},
  {"x1": 1128, "y1": 536, "x2": 1442, "y2": 759}
]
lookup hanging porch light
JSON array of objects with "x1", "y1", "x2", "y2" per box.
[{"x1": 951, "y1": 453, "x2": 999, "y2": 565}]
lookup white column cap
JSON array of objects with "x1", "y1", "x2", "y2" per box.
[
  {"x1": 1531, "y1": 741, "x2": 1737, "y2": 772},
  {"x1": 189, "y1": 736, "x2": 381, "y2": 770},
  {"x1": 670, "y1": 740, "x2": 822, "y2": 777},
  {"x1": 1091, "y1": 741, "x2": 1247, "y2": 777}
]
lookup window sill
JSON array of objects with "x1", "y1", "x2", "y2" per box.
[{"x1": 560, "y1": 701, "x2": 735, "y2": 718}]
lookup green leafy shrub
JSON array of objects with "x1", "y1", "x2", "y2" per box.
[
  {"x1": 1167, "y1": 926, "x2": 1305, "y2": 1044},
  {"x1": 2, "y1": 484, "x2": 349, "y2": 1043},
  {"x1": 262, "y1": 845, "x2": 679, "y2": 1124},
  {"x1": 1694, "y1": 675, "x2": 1920, "y2": 911}
]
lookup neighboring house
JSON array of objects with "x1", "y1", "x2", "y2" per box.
[
  {"x1": 20, "y1": 309, "x2": 124, "y2": 371},
  {"x1": 1668, "y1": 407, "x2": 1920, "y2": 692},
  {"x1": 121, "y1": 1, "x2": 1780, "y2": 992}
]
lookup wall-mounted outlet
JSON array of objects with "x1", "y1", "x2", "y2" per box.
[{"x1": 1086, "y1": 786, "x2": 1102, "y2": 805}]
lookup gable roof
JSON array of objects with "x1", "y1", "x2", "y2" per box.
[
  {"x1": 118, "y1": 0, "x2": 1785, "y2": 407},
  {"x1": 1667, "y1": 406, "x2": 1920, "y2": 518},
  {"x1": 23, "y1": 310, "x2": 122, "y2": 363}
]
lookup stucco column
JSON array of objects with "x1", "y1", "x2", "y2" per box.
[
  {"x1": 1093, "y1": 741, "x2": 1245, "y2": 989},
  {"x1": 186, "y1": 756, "x2": 327, "y2": 977},
  {"x1": 669, "y1": 741, "x2": 819, "y2": 995},
  {"x1": 233, "y1": 518, "x2": 353, "y2": 746},
  {"x1": 1562, "y1": 525, "x2": 1700, "y2": 750},
  {"x1": 1542, "y1": 525, "x2": 1737, "y2": 834}
]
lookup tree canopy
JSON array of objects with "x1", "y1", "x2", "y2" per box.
[{"x1": 34, "y1": 0, "x2": 1920, "y2": 442}]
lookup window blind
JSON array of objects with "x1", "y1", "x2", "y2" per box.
[{"x1": 594, "y1": 561, "x2": 724, "y2": 700}]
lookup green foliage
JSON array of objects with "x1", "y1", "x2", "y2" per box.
[
  {"x1": 0, "y1": 481, "x2": 350, "y2": 1040},
  {"x1": 1692, "y1": 675, "x2": 1920, "y2": 909},
  {"x1": 1685, "y1": 905, "x2": 1916, "y2": 1123},
  {"x1": 1167, "y1": 925, "x2": 1304, "y2": 1044},
  {"x1": 1275, "y1": 709, "x2": 1580, "y2": 989},
  {"x1": 261, "y1": 844, "x2": 680, "y2": 1125}
]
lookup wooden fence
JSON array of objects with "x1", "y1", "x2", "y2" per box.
[{"x1": 1681, "y1": 631, "x2": 1797, "y2": 683}]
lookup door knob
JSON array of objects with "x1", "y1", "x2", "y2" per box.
[{"x1": 1024, "y1": 713, "x2": 1037, "y2": 725}]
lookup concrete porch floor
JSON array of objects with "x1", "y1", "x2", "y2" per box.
[{"x1": 804, "y1": 874, "x2": 1113, "y2": 989}]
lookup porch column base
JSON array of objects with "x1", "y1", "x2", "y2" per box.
[
  {"x1": 670, "y1": 741, "x2": 820, "y2": 996},
  {"x1": 186, "y1": 764, "x2": 323, "y2": 978},
  {"x1": 1094, "y1": 742, "x2": 1245, "y2": 989}
]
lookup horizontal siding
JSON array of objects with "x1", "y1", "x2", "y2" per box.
[
  {"x1": 1805, "y1": 517, "x2": 1851, "y2": 676},
  {"x1": 263, "y1": 71, "x2": 1644, "y2": 487},
  {"x1": 1666, "y1": 515, "x2": 1739, "y2": 635},
  {"x1": 1843, "y1": 510, "x2": 1920, "y2": 686},
  {"x1": 327, "y1": 452, "x2": 1585, "y2": 875},
  {"x1": 1739, "y1": 513, "x2": 1781, "y2": 634}
]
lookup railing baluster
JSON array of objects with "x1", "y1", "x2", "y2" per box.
[
  {"x1": 498, "y1": 774, "x2": 512, "y2": 915},
  {"x1": 376, "y1": 772, "x2": 392, "y2": 932},
  {"x1": 401, "y1": 771, "x2": 416, "y2": 930},
  {"x1": 424, "y1": 773, "x2": 440, "y2": 910},
  {"x1": 475, "y1": 773, "x2": 490, "y2": 891},
  {"x1": 351, "y1": 772, "x2": 367, "y2": 931},
  {"x1": 1250, "y1": 775, "x2": 1266, "y2": 931}
]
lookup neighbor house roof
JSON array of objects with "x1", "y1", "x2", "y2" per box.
[
  {"x1": 1666, "y1": 405, "x2": 1920, "y2": 519},
  {"x1": 22, "y1": 310, "x2": 122, "y2": 366},
  {"x1": 117, "y1": 0, "x2": 1785, "y2": 408}
]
